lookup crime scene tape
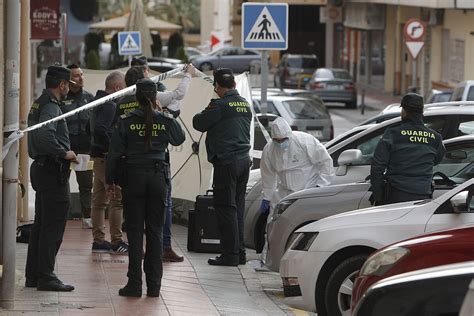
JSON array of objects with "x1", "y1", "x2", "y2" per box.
[{"x1": 2, "y1": 67, "x2": 185, "y2": 160}]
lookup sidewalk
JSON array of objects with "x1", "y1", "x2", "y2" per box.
[{"x1": 3, "y1": 221, "x2": 305, "y2": 316}]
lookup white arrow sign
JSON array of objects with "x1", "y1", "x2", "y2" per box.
[{"x1": 406, "y1": 41, "x2": 424, "y2": 59}]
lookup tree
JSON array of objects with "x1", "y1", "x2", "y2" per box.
[
  {"x1": 86, "y1": 50, "x2": 101, "y2": 70},
  {"x1": 151, "y1": 33, "x2": 163, "y2": 57}
]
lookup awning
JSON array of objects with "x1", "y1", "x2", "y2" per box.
[{"x1": 89, "y1": 13, "x2": 182, "y2": 32}]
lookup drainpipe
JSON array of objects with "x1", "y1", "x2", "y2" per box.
[{"x1": 1, "y1": 0, "x2": 20, "y2": 307}]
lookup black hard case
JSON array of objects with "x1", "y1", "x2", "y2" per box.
[{"x1": 187, "y1": 191, "x2": 221, "y2": 253}]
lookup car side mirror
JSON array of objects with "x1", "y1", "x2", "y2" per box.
[
  {"x1": 451, "y1": 191, "x2": 469, "y2": 213},
  {"x1": 335, "y1": 149, "x2": 362, "y2": 176},
  {"x1": 338, "y1": 149, "x2": 363, "y2": 166}
]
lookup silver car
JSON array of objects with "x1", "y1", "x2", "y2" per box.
[
  {"x1": 191, "y1": 46, "x2": 261, "y2": 73},
  {"x1": 252, "y1": 95, "x2": 334, "y2": 142},
  {"x1": 266, "y1": 135, "x2": 474, "y2": 272},
  {"x1": 244, "y1": 106, "x2": 474, "y2": 252}
]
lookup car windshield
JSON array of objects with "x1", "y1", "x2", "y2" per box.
[
  {"x1": 288, "y1": 57, "x2": 318, "y2": 68},
  {"x1": 333, "y1": 70, "x2": 352, "y2": 80},
  {"x1": 431, "y1": 93, "x2": 452, "y2": 103},
  {"x1": 282, "y1": 99, "x2": 329, "y2": 119}
]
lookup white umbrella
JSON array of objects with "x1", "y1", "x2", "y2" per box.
[{"x1": 124, "y1": 0, "x2": 153, "y2": 57}]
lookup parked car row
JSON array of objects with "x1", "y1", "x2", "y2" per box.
[{"x1": 242, "y1": 100, "x2": 474, "y2": 315}]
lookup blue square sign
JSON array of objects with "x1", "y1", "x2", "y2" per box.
[
  {"x1": 242, "y1": 3, "x2": 288, "y2": 50},
  {"x1": 118, "y1": 31, "x2": 142, "y2": 56}
]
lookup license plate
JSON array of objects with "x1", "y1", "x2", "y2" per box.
[
  {"x1": 327, "y1": 84, "x2": 343, "y2": 90},
  {"x1": 308, "y1": 130, "x2": 323, "y2": 138}
]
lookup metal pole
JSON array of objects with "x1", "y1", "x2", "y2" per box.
[
  {"x1": 361, "y1": 89, "x2": 365, "y2": 115},
  {"x1": 260, "y1": 50, "x2": 268, "y2": 116},
  {"x1": 19, "y1": 0, "x2": 30, "y2": 223},
  {"x1": 412, "y1": 59, "x2": 417, "y2": 93},
  {"x1": 1, "y1": 0, "x2": 20, "y2": 306}
]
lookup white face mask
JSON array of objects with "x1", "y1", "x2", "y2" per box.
[{"x1": 274, "y1": 139, "x2": 289, "y2": 150}]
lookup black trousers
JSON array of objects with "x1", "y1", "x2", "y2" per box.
[
  {"x1": 386, "y1": 186, "x2": 431, "y2": 204},
  {"x1": 212, "y1": 158, "x2": 251, "y2": 257},
  {"x1": 122, "y1": 163, "x2": 168, "y2": 290},
  {"x1": 26, "y1": 160, "x2": 70, "y2": 281}
]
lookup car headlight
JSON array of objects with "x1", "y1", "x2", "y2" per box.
[
  {"x1": 359, "y1": 247, "x2": 410, "y2": 276},
  {"x1": 291, "y1": 232, "x2": 318, "y2": 251},
  {"x1": 275, "y1": 199, "x2": 296, "y2": 216}
]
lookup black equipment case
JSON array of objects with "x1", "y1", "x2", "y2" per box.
[{"x1": 187, "y1": 191, "x2": 221, "y2": 253}]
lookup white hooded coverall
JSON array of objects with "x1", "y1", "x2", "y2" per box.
[{"x1": 260, "y1": 117, "x2": 334, "y2": 208}]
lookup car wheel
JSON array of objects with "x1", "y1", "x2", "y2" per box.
[
  {"x1": 324, "y1": 254, "x2": 368, "y2": 316},
  {"x1": 200, "y1": 62, "x2": 213, "y2": 72},
  {"x1": 346, "y1": 101, "x2": 357, "y2": 109},
  {"x1": 254, "y1": 212, "x2": 268, "y2": 253}
]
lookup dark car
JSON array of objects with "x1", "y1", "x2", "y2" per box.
[
  {"x1": 353, "y1": 224, "x2": 474, "y2": 310},
  {"x1": 110, "y1": 57, "x2": 184, "y2": 73},
  {"x1": 274, "y1": 54, "x2": 319, "y2": 89},
  {"x1": 353, "y1": 261, "x2": 474, "y2": 316},
  {"x1": 306, "y1": 68, "x2": 357, "y2": 108},
  {"x1": 191, "y1": 46, "x2": 262, "y2": 73}
]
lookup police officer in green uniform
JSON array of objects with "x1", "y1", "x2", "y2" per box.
[
  {"x1": 106, "y1": 78, "x2": 185, "y2": 297},
  {"x1": 61, "y1": 64, "x2": 94, "y2": 227},
  {"x1": 371, "y1": 93, "x2": 446, "y2": 205},
  {"x1": 25, "y1": 66, "x2": 78, "y2": 291},
  {"x1": 193, "y1": 68, "x2": 252, "y2": 266}
]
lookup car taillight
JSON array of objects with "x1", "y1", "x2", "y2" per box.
[
  {"x1": 290, "y1": 126, "x2": 298, "y2": 131},
  {"x1": 344, "y1": 83, "x2": 355, "y2": 90},
  {"x1": 312, "y1": 82, "x2": 325, "y2": 89}
]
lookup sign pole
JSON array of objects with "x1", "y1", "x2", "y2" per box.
[
  {"x1": 261, "y1": 51, "x2": 268, "y2": 115},
  {"x1": 412, "y1": 59, "x2": 417, "y2": 92}
]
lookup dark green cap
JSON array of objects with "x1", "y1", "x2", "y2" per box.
[
  {"x1": 400, "y1": 93, "x2": 424, "y2": 113},
  {"x1": 46, "y1": 66, "x2": 75, "y2": 84},
  {"x1": 213, "y1": 68, "x2": 235, "y2": 86},
  {"x1": 136, "y1": 78, "x2": 157, "y2": 94}
]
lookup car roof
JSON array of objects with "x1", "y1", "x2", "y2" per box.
[
  {"x1": 284, "y1": 54, "x2": 317, "y2": 58},
  {"x1": 252, "y1": 95, "x2": 314, "y2": 102},
  {"x1": 443, "y1": 134, "x2": 474, "y2": 144},
  {"x1": 330, "y1": 106, "x2": 474, "y2": 154}
]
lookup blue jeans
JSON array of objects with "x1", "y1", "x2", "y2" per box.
[{"x1": 163, "y1": 182, "x2": 172, "y2": 248}]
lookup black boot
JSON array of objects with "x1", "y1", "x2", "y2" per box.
[{"x1": 118, "y1": 284, "x2": 142, "y2": 297}]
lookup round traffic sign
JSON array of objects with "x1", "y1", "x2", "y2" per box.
[{"x1": 404, "y1": 19, "x2": 426, "y2": 41}]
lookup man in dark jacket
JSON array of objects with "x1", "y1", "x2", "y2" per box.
[
  {"x1": 89, "y1": 71, "x2": 129, "y2": 254},
  {"x1": 25, "y1": 65, "x2": 78, "y2": 291},
  {"x1": 61, "y1": 64, "x2": 95, "y2": 228},
  {"x1": 193, "y1": 68, "x2": 252, "y2": 266},
  {"x1": 370, "y1": 93, "x2": 446, "y2": 205}
]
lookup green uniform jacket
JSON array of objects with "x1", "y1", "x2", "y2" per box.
[
  {"x1": 28, "y1": 89, "x2": 70, "y2": 159},
  {"x1": 115, "y1": 94, "x2": 139, "y2": 123},
  {"x1": 192, "y1": 89, "x2": 252, "y2": 165},
  {"x1": 370, "y1": 112, "x2": 446, "y2": 201},
  {"x1": 105, "y1": 108, "x2": 186, "y2": 184}
]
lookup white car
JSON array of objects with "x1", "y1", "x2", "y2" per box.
[
  {"x1": 244, "y1": 106, "x2": 474, "y2": 251},
  {"x1": 279, "y1": 178, "x2": 474, "y2": 315}
]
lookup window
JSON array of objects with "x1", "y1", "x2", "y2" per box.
[
  {"x1": 434, "y1": 142, "x2": 474, "y2": 178},
  {"x1": 435, "y1": 184, "x2": 473, "y2": 214},
  {"x1": 450, "y1": 86, "x2": 464, "y2": 101},
  {"x1": 333, "y1": 70, "x2": 352, "y2": 80},
  {"x1": 282, "y1": 99, "x2": 328, "y2": 119},
  {"x1": 253, "y1": 101, "x2": 279, "y2": 116},
  {"x1": 467, "y1": 86, "x2": 474, "y2": 101},
  {"x1": 287, "y1": 57, "x2": 318, "y2": 68},
  {"x1": 315, "y1": 69, "x2": 333, "y2": 79}
]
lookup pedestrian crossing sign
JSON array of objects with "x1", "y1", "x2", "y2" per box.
[
  {"x1": 118, "y1": 31, "x2": 142, "y2": 56},
  {"x1": 242, "y1": 3, "x2": 288, "y2": 50}
]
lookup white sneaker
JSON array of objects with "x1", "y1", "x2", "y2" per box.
[{"x1": 82, "y1": 218, "x2": 92, "y2": 229}]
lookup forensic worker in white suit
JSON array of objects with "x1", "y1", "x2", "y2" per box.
[{"x1": 260, "y1": 117, "x2": 334, "y2": 214}]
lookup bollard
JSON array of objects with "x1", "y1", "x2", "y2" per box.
[{"x1": 361, "y1": 89, "x2": 366, "y2": 115}]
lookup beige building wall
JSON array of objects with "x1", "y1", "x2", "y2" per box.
[
  {"x1": 429, "y1": 26, "x2": 443, "y2": 84},
  {"x1": 384, "y1": 5, "x2": 397, "y2": 93},
  {"x1": 443, "y1": 9, "x2": 474, "y2": 82}
]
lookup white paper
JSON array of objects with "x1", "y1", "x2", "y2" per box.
[{"x1": 71, "y1": 154, "x2": 94, "y2": 171}]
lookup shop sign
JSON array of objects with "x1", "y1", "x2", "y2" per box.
[{"x1": 31, "y1": 0, "x2": 60, "y2": 40}]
